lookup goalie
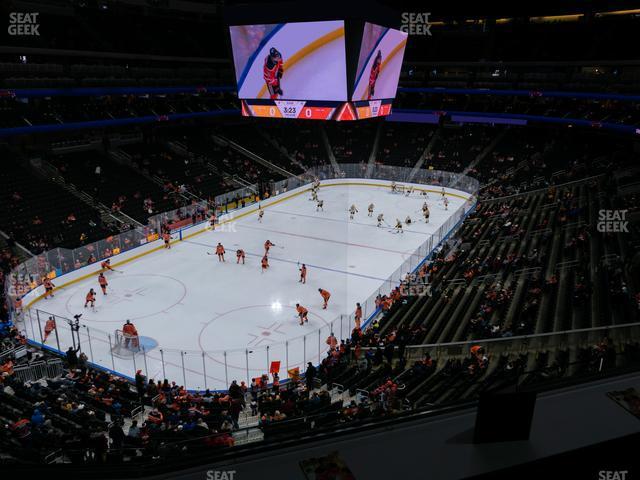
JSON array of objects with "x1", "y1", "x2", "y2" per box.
[{"x1": 122, "y1": 320, "x2": 139, "y2": 349}]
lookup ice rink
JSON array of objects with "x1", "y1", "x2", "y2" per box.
[{"x1": 25, "y1": 180, "x2": 472, "y2": 390}]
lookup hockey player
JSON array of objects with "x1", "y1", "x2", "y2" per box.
[
  {"x1": 377, "y1": 213, "x2": 385, "y2": 227},
  {"x1": 423, "y1": 205, "x2": 430, "y2": 223},
  {"x1": 444, "y1": 197, "x2": 449, "y2": 211},
  {"x1": 311, "y1": 190, "x2": 318, "y2": 202},
  {"x1": 406, "y1": 186, "x2": 414, "y2": 197},
  {"x1": 313, "y1": 178, "x2": 321, "y2": 190},
  {"x1": 405, "y1": 215, "x2": 412, "y2": 225},
  {"x1": 101, "y1": 259, "x2": 114, "y2": 272},
  {"x1": 43, "y1": 316, "x2": 56, "y2": 342},
  {"x1": 390, "y1": 181, "x2": 397, "y2": 193},
  {"x1": 316, "y1": 199, "x2": 324, "y2": 212},
  {"x1": 261, "y1": 255, "x2": 269, "y2": 273},
  {"x1": 98, "y1": 272, "x2": 108, "y2": 295},
  {"x1": 215, "y1": 243, "x2": 226, "y2": 262},
  {"x1": 84, "y1": 288, "x2": 96, "y2": 309},
  {"x1": 367, "y1": 50, "x2": 382, "y2": 100},
  {"x1": 258, "y1": 207, "x2": 264, "y2": 223},
  {"x1": 349, "y1": 204, "x2": 358, "y2": 220},
  {"x1": 368, "y1": 203, "x2": 375, "y2": 217},
  {"x1": 263, "y1": 47, "x2": 284, "y2": 99},
  {"x1": 441, "y1": 187, "x2": 446, "y2": 198},
  {"x1": 122, "y1": 320, "x2": 139, "y2": 349},
  {"x1": 395, "y1": 219, "x2": 404, "y2": 234},
  {"x1": 318, "y1": 288, "x2": 331, "y2": 309},
  {"x1": 43, "y1": 277, "x2": 55, "y2": 299},
  {"x1": 236, "y1": 249, "x2": 245, "y2": 264},
  {"x1": 264, "y1": 240, "x2": 275, "y2": 255},
  {"x1": 163, "y1": 232, "x2": 171, "y2": 249},
  {"x1": 296, "y1": 303, "x2": 309, "y2": 325},
  {"x1": 299, "y1": 263, "x2": 307, "y2": 284},
  {"x1": 209, "y1": 212, "x2": 217, "y2": 229}
]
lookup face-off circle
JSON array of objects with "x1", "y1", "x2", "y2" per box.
[
  {"x1": 198, "y1": 304, "x2": 331, "y2": 371},
  {"x1": 64, "y1": 273, "x2": 187, "y2": 322}
]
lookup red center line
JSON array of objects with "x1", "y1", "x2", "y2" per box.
[{"x1": 236, "y1": 223, "x2": 422, "y2": 257}]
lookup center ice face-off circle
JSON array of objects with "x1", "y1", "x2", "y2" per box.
[{"x1": 198, "y1": 304, "x2": 330, "y2": 352}]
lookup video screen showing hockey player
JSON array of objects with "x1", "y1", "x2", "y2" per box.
[
  {"x1": 352, "y1": 23, "x2": 408, "y2": 101},
  {"x1": 264, "y1": 47, "x2": 284, "y2": 99},
  {"x1": 229, "y1": 20, "x2": 348, "y2": 101}
]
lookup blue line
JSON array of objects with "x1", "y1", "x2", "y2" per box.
[{"x1": 182, "y1": 239, "x2": 388, "y2": 282}]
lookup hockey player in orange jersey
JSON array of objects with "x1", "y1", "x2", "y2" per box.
[
  {"x1": 43, "y1": 316, "x2": 56, "y2": 342},
  {"x1": 43, "y1": 277, "x2": 55, "y2": 299},
  {"x1": 264, "y1": 240, "x2": 275, "y2": 255},
  {"x1": 122, "y1": 320, "x2": 139, "y2": 349},
  {"x1": 101, "y1": 259, "x2": 114, "y2": 271},
  {"x1": 261, "y1": 255, "x2": 269, "y2": 273},
  {"x1": 236, "y1": 249, "x2": 245, "y2": 264},
  {"x1": 84, "y1": 288, "x2": 96, "y2": 308},
  {"x1": 98, "y1": 272, "x2": 108, "y2": 295},
  {"x1": 295, "y1": 303, "x2": 308, "y2": 325},
  {"x1": 215, "y1": 243, "x2": 225, "y2": 262},
  {"x1": 318, "y1": 288, "x2": 331, "y2": 309},
  {"x1": 299, "y1": 264, "x2": 307, "y2": 284}
]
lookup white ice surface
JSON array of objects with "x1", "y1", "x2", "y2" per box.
[{"x1": 29, "y1": 182, "x2": 469, "y2": 390}]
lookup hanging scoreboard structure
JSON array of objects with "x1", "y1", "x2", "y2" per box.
[{"x1": 227, "y1": 3, "x2": 407, "y2": 121}]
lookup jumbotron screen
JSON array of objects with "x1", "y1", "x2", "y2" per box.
[
  {"x1": 229, "y1": 20, "x2": 406, "y2": 120},
  {"x1": 230, "y1": 20, "x2": 349, "y2": 119},
  {"x1": 352, "y1": 23, "x2": 408, "y2": 102}
]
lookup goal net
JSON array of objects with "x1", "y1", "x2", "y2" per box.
[{"x1": 111, "y1": 329, "x2": 141, "y2": 358}]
